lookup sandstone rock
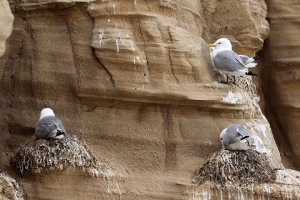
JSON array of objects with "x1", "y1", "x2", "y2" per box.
[
  {"x1": 0, "y1": 0, "x2": 299, "y2": 199},
  {"x1": 0, "y1": 0, "x2": 14, "y2": 57},
  {"x1": 202, "y1": 0, "x2": 269, "y2": 55},
  {"x1": 86, "y1": 0, "x2": 215, "y2": 96},
  {"x1": 18, "y1": 0, "x2": 95, "y2": 11},
  {"x1": 19, "y1": 168, "x2": 122, "y2": 199},
  {"x1": 0, "y1": 172, "x2": 23, "y2": 200},
  {"x1": 192, "y1": 169, "x2": 300, "y2": 200},
  {"x1": 260, "y1": 0, "x2": 300, "y2": 169}
]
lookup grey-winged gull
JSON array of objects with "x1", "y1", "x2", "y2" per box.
[
  {"x1": 220, "y1": 124, "x2": 251, "y2": 150},
  {"x1": 207, "y1": 38, "x2": 257, "y2": 83},
  {"x1": 209, "y1": 46, "x2": 260, "y2": 68},
  {"x1": 32, "y1": 108, "x2": 67, "y2": 140}
]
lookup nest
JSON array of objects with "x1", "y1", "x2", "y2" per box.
[
  {"x1": 11, "y1": 137, "x2": 102, "y2": 177},
  {"x1": 193, "y1": 149, "x2": 276, "y2": 187},
  {"x1": 0, "y1": 172, "x2": 23, "y2": 200}
]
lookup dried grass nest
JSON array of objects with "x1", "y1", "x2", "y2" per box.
[
  {"x1": 11, "y1": 137, "x2": 102, "y2": 177},
  {"x1": 0, "y1": 172, "x2": 23, "y2": 200},
  {"x1": 193, "y1": 149, "x2": 276, "y2": 187}
]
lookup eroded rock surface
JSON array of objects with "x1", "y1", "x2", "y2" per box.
[
  {"x1": 0, "y1": 0, "x2": 299, "y2": 199},
  {"x1": 0, "y1": 0, "x2": 14, "y2": 57},
  {"x1": 260, "y1": 0, "x2": 300, "y2": 170},
  {"x1": 0, "y1": 173, "x2": 23, "y2": 200}
]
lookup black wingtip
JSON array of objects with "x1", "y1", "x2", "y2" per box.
[
  {"x1": 241, "y1": 136, "x2": 249, "y2": 140},
  {"x1": 253, "y1": 56, "x2": 262, "y2": 61},
  {"x1": 56, "y1": 130, "x2": 65, "y2": 136},
  {"x1": 246, "y1": 71, "x2": 258, "y2": 76}
]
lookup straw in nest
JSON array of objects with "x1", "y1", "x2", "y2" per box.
[
  {"x1": 11, "y1": 137, "x2": 104, "y2": 177},
  {"x1": 193, "y1": 149, "x2": 276, "y2": 187},
  {"x1": 0, "y1": 172, "x2": 24, "y2": 200}
]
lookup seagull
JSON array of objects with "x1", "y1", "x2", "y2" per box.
[
  {"x1": 207, "y1": 38, "x2": 258, "y2": 83},
  {"x1": 209, "y1": 46, "x2": 260, "y2": 68},
  {"x1": 32, "y1": 108, "x2": 67, "y2": 140},
  {"x1": 220, "y1": 124, "x2": 251, "y2": 150}
]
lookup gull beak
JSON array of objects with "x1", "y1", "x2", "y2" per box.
[{"x1": 207, "y1": 44, "x2": 216, "y2": 48}]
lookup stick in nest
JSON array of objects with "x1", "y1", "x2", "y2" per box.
[
  {"x1": 193, "y1": 149, "x2": 276, "y2": 187},
  {"x1": 10, "y1": 137, "x2": 101, "y2": 177},
  {"x1": 0, "y1": 172, "x2": 24, "y2": 199}
]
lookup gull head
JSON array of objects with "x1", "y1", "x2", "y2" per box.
[
  {"x1": 214, "y1": 38, "x2": 232, "y2": 50},
  {"x1": 219, "y1": 128, "x2": 228, "y2": 146},
  {"x1": 40, "y1": 108, "x2": 55, "y2": 119},
  {"x1": 207, "y1": 38, "x2": 232, "y2": 50}
]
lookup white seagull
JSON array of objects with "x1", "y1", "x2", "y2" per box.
[
  {"x1": 209, "y1": 46, "x2": 260, "y2": 68},
  {"x1": 207, "y1": 38, "x2": 257, "y2": 83},
  {"x1": 32, "y1": 108, "x2": 67, "y2": 140},
  {"x1": 220, "y1": 124, "x2": 251, "y2": 150}
]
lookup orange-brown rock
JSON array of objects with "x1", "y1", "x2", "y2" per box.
[
  {"x1": 0, "y1": 0, "x2": 14, "y2": 57},
  {"x1": 0, "y1": 172, "x2": 23, "y2": 199},
  {"x1": 260, "y1": 0, "x2": 300, "y2": 170},
  {"x1": 0, "y1": 0, "x2": 300, "y2": 199}
]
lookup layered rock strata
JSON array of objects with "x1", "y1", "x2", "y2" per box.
[
  {"x1": 0, "y1": 0, "x2": 14, "y2": 57},
  {"x1": 260, "y1": 0, "x2": 300, "y2": 169},
  {"x1": 0, "y1": 0, "x2": 299, "y2": 199}
]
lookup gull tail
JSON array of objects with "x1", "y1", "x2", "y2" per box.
[{"x1": 245, "y1": 63, "x2": 257, "y2": 68}]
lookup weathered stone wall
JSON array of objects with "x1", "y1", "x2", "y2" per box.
[
  {"x1": 0, "y1": 0, "x2": 14, "y2": 57},
  {"x1": 0, "y1": 0, "x2": 300, "y2": 199},
  {"x1": 260, "y1": 0, "x2": 300, "y2": 169}
]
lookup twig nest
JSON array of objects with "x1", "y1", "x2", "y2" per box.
[
  {"x1": 193, "y1": 149, "x2": 276, "y2": 187},
  {"x1": 0, "y1": 172, "x2": 24, "y2": 200},
  {"x1": 11, "y1": 137, "x2": 101, "y2": 177}
]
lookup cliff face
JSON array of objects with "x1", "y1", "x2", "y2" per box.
[
  {"x1": 0, "y1": 0, "x2": 14, "y2": 57},
  {"x1": 0, "y1": 0, "x2": 300, "y2": 199},
  {"x1": 261, "y1": 0, "x2": 300, "y2": 169}
]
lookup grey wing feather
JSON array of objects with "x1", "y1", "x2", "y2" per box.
[
  {"x1": 236, "y1": 125, "x2": 252, "y2": 146},
  {"x1": 239, "y1": 55, "x2": 249, "y2": 64},
  {"x1": 238, "y1": 126, "x2": 252, "y2": 146},
  {"x1": 239, "y1": 55, "x2": 255, "y2": 65},
  {"x1": 35, "y1": 116, "x2": 66, "y2": 139},
  {"x1": 226, "y1": 124, "x2": 241, "y2": 135},
  {"x1": 224, "y1": 124, "x2": 248, "y2": 145},
  {"x1": 213, "y1": 50, "x2": 247, "y2": 71},
  {"x1": 236, "y1": 126, "x2": 250, "y2": 137},
  {"x1": 225, "y1": 131, "x2": 241, "y2": 145},
  {"x1": 222, "y1": 127, "x2": 240, "y2": 146}
]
